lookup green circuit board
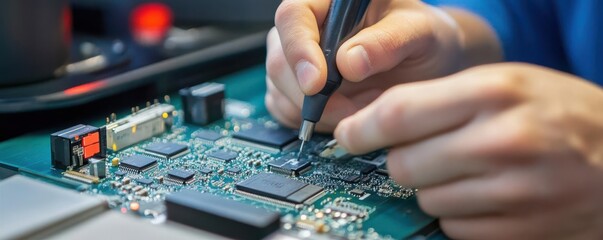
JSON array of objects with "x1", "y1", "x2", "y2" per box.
[{"x1": 0, "y1": 66, "x2": 437, "y2": 239}]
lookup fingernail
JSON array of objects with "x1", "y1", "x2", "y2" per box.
[
  {"x1": 295, "y1": 60, "x2": 319, "y2": 92},
  {"x1": 347, "y1": 45, "x2": 371, "y2": 79}
]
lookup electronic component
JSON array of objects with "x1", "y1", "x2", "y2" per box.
[
  {"x1": 359, "y1": 164, "x2": 377, "y2": 175},
  {"x1": 0, "y1": 175, "x2": 106, "y2": 239},
  {"x1": 349, "y1": 188, "x2": 365, "y2": 196},
  {"x1": 63, "y1": 170, "x2": 100, "y2": 184},
  {"x1": 226, "y1": 167, "x2": 241, "y2": 174},
  {"x1": 144, "y1": 142, "x2": 189, "y2": 159},
  {"x1": 166, "y1": 169, "x2": 195, "y2": 184},
  {"x1": 340, "y1": 174, "x2": 361, "y2": 183},
  {"x1": 111, "y1": 157, "x2": 120, "y2": 167},
  {"x1": 50, "y1": 124, "x2": 106, "y2": 170},
  {"x1": 192, "y1": 130, "x2": 223, "y2": 142},
  {"x1": 104, "y1": 103, "x2": 175, "y2": 151},
  {"x1": 206, "y1": 150, "x2": 238, "y2": 162},
  {"x1": 319, "y1": 139, "x2": 351, "y2": 160},
  {"x1": 179, "y1": 82, "x2": 225, "y2": 125},
  {"x1": 199, "y1": 168, "x2": 212, "y2": 175},
  {"x1": 88, "y1": 158, "x2": 106, "y2": 178},
  {"x1": 232, "y1": 125, "x2": 297, "y2": 152},
  {"x1": 268, "y1": 157, "x2": 312, "y2": 176},
  {"x1": 114, "y1": 170, "x2": 127, "y2": 177},
  {"x1": 136, "y1": 178, "x2": 153, "y2": 185},
  {"x1": 119, "y1": 155, "x2": 158, "y2": 174},
  {"x1": 166, "y1": 190, "x2": 280, "y2": 240},
  {"x1": 235, "y1": 173, "x2": 324, "y2": 206}
]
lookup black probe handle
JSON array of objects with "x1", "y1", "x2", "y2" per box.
[{"x1": 302, "y1": 0, "x2": 371, "y2": 123}]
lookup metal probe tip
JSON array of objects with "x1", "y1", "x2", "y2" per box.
[{"x1": 297, "y1": 120, "x2": 316, "y2": 159}]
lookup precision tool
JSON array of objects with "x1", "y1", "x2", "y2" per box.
[{"x1": 298, "y1": 0, "x2": 371, "y2": 156}]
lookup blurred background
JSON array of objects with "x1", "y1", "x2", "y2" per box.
[{"x1": 0, "y1": 0, "x2": 279, "y2": 140}]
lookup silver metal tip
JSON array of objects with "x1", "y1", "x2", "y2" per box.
[{"x1": 298, "y1": 120, "x2": 316, "y2": 141}]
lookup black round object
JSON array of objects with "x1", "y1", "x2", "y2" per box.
[{"x1": 0, "y1": 0, "x2": 70, "y2": 86}]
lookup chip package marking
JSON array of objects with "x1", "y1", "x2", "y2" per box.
[
  {"x1": 268, "y1": 157, "x2": 312, "y2": 176},
  {"x1": 166, "y1": 169, "x2": 195, "y2": 184},
  {"x1": 144, "y1": 142, "x2": 189, "y2": 159},
  {"x1": 235, "y1": 173, "x2": 324, "y2": 206},
  {"x1": 206, "y1": 150, "x2": 238, "y2": 162},
  {"x1": 136, "y1": 178, "x2": 153, "y2": 185},
  {"x1": 232, "y1": 125, "x2": 297, "y2": 152},
  {"x1": 120, "y1": 155, "x2": 158, "y2": 173}
]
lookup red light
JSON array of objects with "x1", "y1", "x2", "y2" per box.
[
  {"x1": 63, "y1": 81, "x2": 105, "y2": 96},
  {"x1": 130, "y1": 3, "x2": 173, "y2": 45}
]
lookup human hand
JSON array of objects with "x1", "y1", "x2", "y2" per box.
[
  {"x1": 265, "y1": 0, "x2": 500, "y2": 132},
  {"x1": 334, "y1": 63, "x2": 603, "y2": 239}
]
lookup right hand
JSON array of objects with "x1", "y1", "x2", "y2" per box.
[{"x1": 266, "y1": 0, "x2": 497, "y2": 131}]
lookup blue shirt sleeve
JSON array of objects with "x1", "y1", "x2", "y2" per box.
[{"x1": 423, "y1": 0, "x2": 571, "y2": 73}]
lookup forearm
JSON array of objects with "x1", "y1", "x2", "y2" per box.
[{"x1": 443, "y1": 7, "x2": 503, "y2": 68}]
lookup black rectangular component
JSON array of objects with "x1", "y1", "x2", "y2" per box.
[
  {"x1": 227, "y1": 167, "x2": 241, "y2": 174},
  {"x1": 350, "y1": 188, "x2": 365, "y2": 196},
  {"x1": 50, "y1": 124, "x2": 106, "y2": 170},
  {"x1": 144, "y1": 142, "x2": 188, "y2": 158},
  {"x1": 193, "y1": 130, "x2": 223, "y2": 142},
  {"x1": 232, "y1": 125, "x2": 297, "y2": 150},
  {"x1": 360, "y1": 165, "x2": 376, "y2": 175},
  {"x1": 119, "y1": 155, "x2": 157, "y2": 173},
  {"x1": 200, "y1": 168, "x2": 212, "y2": 175},
  {"x1": 136, "y1": 178, "x2": 153, "y2": 185},
  {"x1": 207, "y1": 150, "x2": 238, "y2": 162},
  {"x1": 179, "y1": 82, "x2": 225, "y2": 126},
  {"x1": 341, "y1": 174, "x2": 361, "y2": 183},
  {"x1": 167, "y1": 169, "x2": 195, "y2": 184},
  {"x1": 236, "y1": 173, "x2": 323, "y2": 204},
  {"x1": 269, "y1": 157, "x2": 312, "y2": 176},
  {"x1": 166, "y1": 190, "x2": 280, "y2": 240}
]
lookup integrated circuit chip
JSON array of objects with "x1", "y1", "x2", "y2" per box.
[
  {"x1": 227, "y1": 167, "x2": 241, "y2": 174},
  {"x1": 119, "y1": 155, "x2": 157, "y2": 173},
  {"x1": 206, "y1": 150, "x2": 238, "y2": 162},
  {"x1": 166, "y1": 190, "x2": 280, "y2": 240},
  {"x1": 166, "y1": 169, "x2": 195, "y2": 184},
  {"x1": 193, "y1": 130, "x2": 223, "y2": 142},
  {"x1": 232, "y1": 125, "x2": 297, "y2": 151},
  {"x1": 235, "y1": 173, "x2": 323, "y2": 205},
  {"x1": 144, "y1": 142, "x2": 189, "y2": 159},
  {"x1": 136, "y1": 178, "x2": 153, "y2": 185},
  {"x1": 269, "y1": 157, "x2": 312, "y2": 176}
]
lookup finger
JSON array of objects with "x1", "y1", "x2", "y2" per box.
[
  {"x1": 385, "y1": 127, "x2": 488, "y2": 188},
  {"x1": 266, "y1": 28, "x2": 305, "y2": 108},
  {"x1": 315, "y1": 93, "x2": 360, "y2": 132},
  {"x1": 265, "y1": 78, "x2": 301, "y2": 128},
  {"x1": 334, "y1": 70, "x2": 524, "y2": 154},
  {"x1": 337, "y1": 8, "x2": 434, "y2": 81},
  {"x1": 275, "y1": 0, "x2": 330, "y2": 94},
  {"x1": 416, "y1": 167, "x2": 545, "y2": 218},
  {"x1": 334, "y1": 79, "x2": 477, "y2": 154}
]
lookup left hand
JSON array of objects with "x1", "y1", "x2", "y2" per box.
[{"x1": 334, "y1": 63, "x2": 603, "y2": 239}]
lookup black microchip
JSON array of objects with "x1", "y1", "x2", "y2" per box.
[
  {"x1": 120, "y1": 155, "x2": 157, "y2": 173},
  {"x1": 193, "y1": 130, "x2": 223, "y2": 142},
  {"x1": 227, "y1": 167, "x2": 241, "y2": 174},
  {"x1": 167, "y1": 169, "x2": 195, "y2": 184},
  {"x1": 144, "y1": 142, "x2": 188, "y2": 158},
  {"x1": 341, "y1": 174, "x2": 361, "y2": 183},
  {"x1": 350, "y1": 188, "x2": 365, "y2": 196},
  {"x1": 136, "y1": 178, "x2": 153, "y2": 185},
  {"x1": 269, "y1": 157, "x2": 312, "y2": 176},
  {"x1": 200, "y1": 168, "x2": 213, "y2": 175},
  {"x1": 207, "y1": 150, "x2": 238, "y2": 162},
  {"x1": 166, "y1": 190, "x2": 280, "y2": 240},
  {"x1": 360, "y1": 165, "x2": 376, "y2": 175},
  {"x1": 114, "y1": 170, "x2": 127, "y2": 177},
  {"x1": 236, "y1": 173, "x2": 323, "y2": 204},
  {"x1": 232, "y1": 125, "x2": 297, "y2": 150},
  {"x1": 361, "y1": 151, "x2": 381, "y2": 161}
]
